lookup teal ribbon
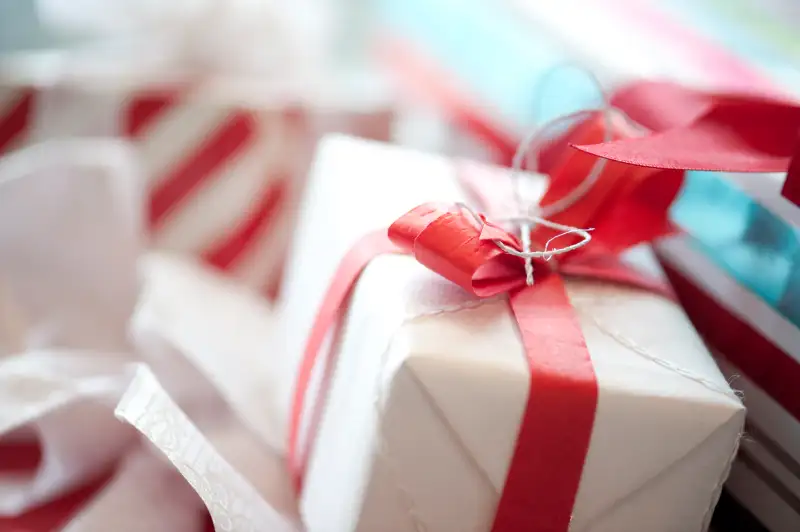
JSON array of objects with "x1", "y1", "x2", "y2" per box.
[{"x1": 672, "y1": 172, "x2": 800, "y2": 326}]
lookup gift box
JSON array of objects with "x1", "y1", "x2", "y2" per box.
[
  {"x1": 0, "y1": 79, "x2": 393, "y2": 301},
  {"x1": 274, "y1": 135, "x2": 744, "y2": 531},
  {"x1": 0, "y1": 2, "x2": 395, "y2": 300}
]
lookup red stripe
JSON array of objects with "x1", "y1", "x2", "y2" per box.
[
  {"x1": 124, "y1": 90, "x2": 181, "y2": 138},
  {"x1": 0, "y1": 90, "x2": 33, "y2": 153},
  {"x1": 377, "y1": 36, "x2": 518, "y2": 165},
  {"x1": 201, "y1": 174, "x2": 288, "y2": 270},
  {"x1": 659, "y1": 257, "x2": 800, "y2": 421},
  {"x1": 782, "y1": 146, "x2": 800, "y2": 207},
  {"x1": 149, "y1": 112, "x2": 257, "y2": 229}
]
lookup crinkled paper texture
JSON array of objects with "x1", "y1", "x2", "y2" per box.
[{"x1": 0, "y1": 139, "x2": 298, "y2": 531}]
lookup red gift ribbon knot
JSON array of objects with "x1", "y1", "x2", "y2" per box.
[{"x1": 388, "y1": 201, "x2": 597, "y2": 297}]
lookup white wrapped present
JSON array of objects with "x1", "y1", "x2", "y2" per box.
[{"x1": 274, "y1": 135, "x2": 746, "y2": 532}]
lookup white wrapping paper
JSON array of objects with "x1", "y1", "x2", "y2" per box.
[
  {"x1": 275, "y1": 135, "x2": 746, "y2": 532},
  {"x1": 0, "y1": 139, "x2": 298, "y2": 531}
]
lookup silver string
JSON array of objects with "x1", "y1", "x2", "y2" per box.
[
  {"x1": 457, "y1": 204, "x2": 594, "y2": 260},
  {"x1": 498, "y1": 64, "x2": 615, "y2": 285},
  {"x1": 511, "y1": 64, "x2": 614, "y2": 218}
]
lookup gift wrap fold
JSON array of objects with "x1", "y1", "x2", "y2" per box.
[
  {"x1": 0, "y1": 0, "x2": 394, "y2": 298},
  {"x1": 275, "y1": 135, "x2": 745, "y2": 531},
  {"x1": 0, "y1": 139, "x2": 299, "y2": 531}
]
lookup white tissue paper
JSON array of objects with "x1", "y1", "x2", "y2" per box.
[{"x1": 0, "y1": 139, "x2": 298, "y2": 531}]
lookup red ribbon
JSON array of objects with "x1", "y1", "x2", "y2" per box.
[
  {"x1": 575, "y1": 81, "x2": 800, "y2": 206},
  {"x1": 287, "y1": 113, "x2": 681, "y2": 531}
]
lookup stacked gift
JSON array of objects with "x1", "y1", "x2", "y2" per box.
[
  {"x1": 571, "y1": 82, "x2": 800, "y2": 531},
  {"x1": 0, "y1": 0, "x2": 395, "y2": 300},
  {"x1": 372, "y1": 0, "x2": 784, "y2": 164},
  {"x1": 268, "y1": 133, "x2": 745, "y2": 531}
]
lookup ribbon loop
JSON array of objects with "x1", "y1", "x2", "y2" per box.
[
  {"x1": 525, "y1": 111, "x2": 683, "y2": 255},
  {"x1": 388, "y1": 203, "x2": 525, "y2": 297}
]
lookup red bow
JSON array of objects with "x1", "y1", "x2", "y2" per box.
[
  {"x1": 575, "y1": 81, "x2": 800, "y2": 206},
  {"x1": 388, "y1": 203, "x2": 524, "y2": 296},
  {"x1": 288, "y1": 115, "x2": 681, "y2": 532},
  {"x1": 387, "y1": 192, "x2": 672, "y2": 301}
]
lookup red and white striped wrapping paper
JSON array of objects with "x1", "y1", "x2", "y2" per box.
[
  {"x1": 656, "y1": 224, "x2": 800, "y2": 531},
  {"x1": 0, "y1": 82, "x2": 393, "y2": 300}
]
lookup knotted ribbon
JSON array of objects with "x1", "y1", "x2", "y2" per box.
[
  {"x1": 576, "y1": 81, "x2": 800, "y2": 206},
  {"x1": 287, "y1": 118, "x2": 682, "y2": 531}
]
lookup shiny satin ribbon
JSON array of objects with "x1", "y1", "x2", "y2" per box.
[
  {"x1": 576, "y1": 80, "x2": 800, "y2": 206},
  {"x1": 286, "y1": 111, "x2": 681, "y2": 531}
]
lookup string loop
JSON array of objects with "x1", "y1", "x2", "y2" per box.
[
  {"x1": 456, "y1": 203, "x2": 594, "y2": 286},
  {"x1": 494, "y1": 64, "x2": 614, "y2": 285}
]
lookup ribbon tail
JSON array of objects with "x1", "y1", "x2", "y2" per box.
[
  {"x1": 287, "y1": 230, "x2": 402, "y2": 492},
  {"x1": 576, "y1": 100, "x2": 800, "y2": 172},
  {"x1": 493, "y1": 276, "x2": 598, "y2": 532}
]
